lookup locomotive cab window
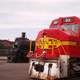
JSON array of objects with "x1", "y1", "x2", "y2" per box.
[{"x1": 61, "y1": 24, "x2": 80, "y2": 32}]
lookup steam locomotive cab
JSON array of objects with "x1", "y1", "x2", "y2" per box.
[{"x1": 28, "y1": 16, "x2": 80, "y2": 80}]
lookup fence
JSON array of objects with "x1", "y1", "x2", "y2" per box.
[{"x1": 0, "y1": 49, "x2": 13, "y2": 56}]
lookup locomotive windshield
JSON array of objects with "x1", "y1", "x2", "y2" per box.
[
  {"x1": 53, "y1": 24, "x2": 80, "y2": 32},
  {"x1": 61, "y1": 24, "x2": 80, "y2": 32}
]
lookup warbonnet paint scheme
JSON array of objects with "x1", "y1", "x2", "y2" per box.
[{"x1": 28, "y1": 16, "x2": 80, "y2": 80}]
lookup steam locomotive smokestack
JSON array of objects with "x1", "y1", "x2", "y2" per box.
[{"x1": 22, "y1": 32, "x2": 26, "y2": 38}]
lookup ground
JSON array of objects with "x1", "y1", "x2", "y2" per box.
[
  {"x1": 0, "y1": 63, "x2": 30, "y2": 80},
  {"x1": 0, "y1": 62, "x2": 80, "y2": 80}
]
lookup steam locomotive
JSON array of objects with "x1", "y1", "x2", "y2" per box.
[
  {"x1": 28, "y1": 16, "x2": 80, "y2": 79},
  {"x1": 8, "y1": 32, "x2": 35, "y2": 63}
]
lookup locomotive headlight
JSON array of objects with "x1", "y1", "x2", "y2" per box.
[
  {"x1": 42, "y1": 51, "x2": 46, "y2": 54},
  {"x1": 39, "y1": 61, "x2": 44, "y2": 65},
  {"x1": 53, "y1": 20, "x2": 58, "y2": 24}
]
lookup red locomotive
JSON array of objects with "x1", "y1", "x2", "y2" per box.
[{"x1": 28, "y1": 16, "x2": 80, "y2": 80}]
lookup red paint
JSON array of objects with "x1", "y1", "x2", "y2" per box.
[{"x1": 28, "y1": 16, "x2": 80, "y2": 59}]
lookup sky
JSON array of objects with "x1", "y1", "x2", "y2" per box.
[{"x1": 0, "y1": 0, "x2": 80, "y2": 41}]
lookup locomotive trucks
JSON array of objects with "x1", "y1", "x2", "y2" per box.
[{"x1": 28, "y1": 16, "x2": 80, "y2": 79}]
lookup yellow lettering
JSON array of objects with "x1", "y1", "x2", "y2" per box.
[{"x1": 36, "y1": 37, "x2": 77, "y2": 49}]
